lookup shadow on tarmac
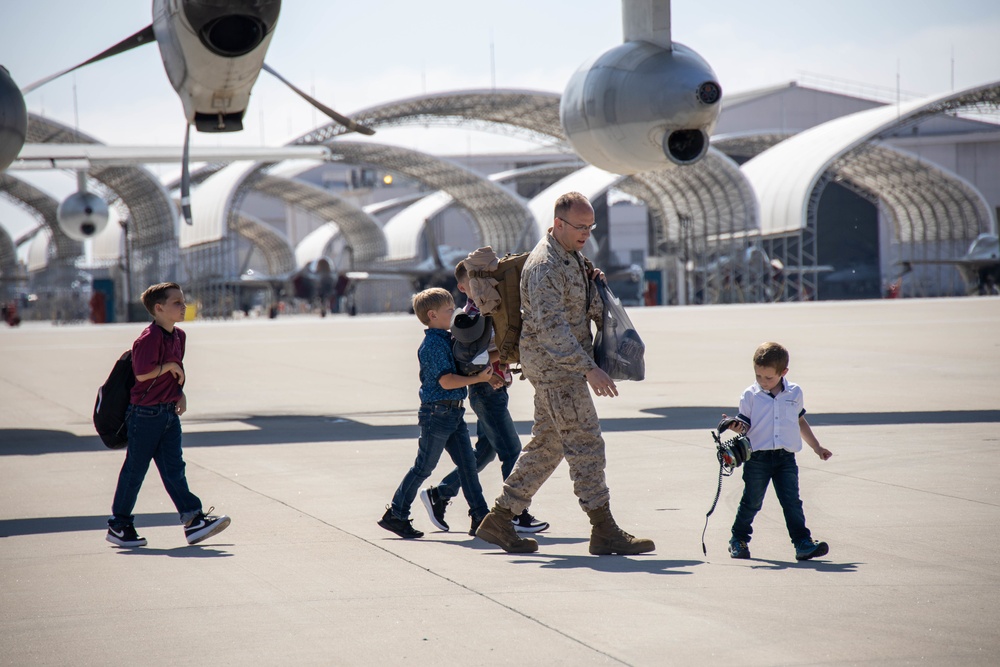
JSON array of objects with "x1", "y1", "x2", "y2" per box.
[
  {"x1": 114, "y1": 546, "x2": 234, "y2": 558},
  {"x1": 0, "y1": 512, "x2": 180, "y2": 537},
  {"x1": 3, "y1": 408, "x2": 998, "y2": 456},
  {"x1": 508, "y1": 554, "x2": 703, "y2": 576},
  {"x1": 748, "y1": 559, "x2": 861, "y2": 573}
]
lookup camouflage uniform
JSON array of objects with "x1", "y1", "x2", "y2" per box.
[{"x1": 496, "y1": 233, "x2": 610, "y2": 513}]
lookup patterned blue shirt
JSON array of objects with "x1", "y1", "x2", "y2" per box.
[{"x1": 418, "y1": 328, "x2": 466, "y2": 404}]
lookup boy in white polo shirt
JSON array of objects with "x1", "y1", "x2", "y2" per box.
[{"x1": 719, "y1": 342, "x2": 833, "y2": 561}]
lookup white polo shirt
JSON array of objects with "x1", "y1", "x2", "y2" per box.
[{"x1": 736, "y1": 379, "x2": 807, "y2": 453}]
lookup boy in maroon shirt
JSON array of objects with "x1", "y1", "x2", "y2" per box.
[{"x1": 106, "y1": 282, "x2": 231, "y2": 548}]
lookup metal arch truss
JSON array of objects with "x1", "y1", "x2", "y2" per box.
[
  {"x1": 718, "y1": 127, "x2": 997, "y2": 301},
  {"x1": 825, "y1": 141, "x2": 993, "y2": 298},
  {"x1": 832, "y1": 143, "x2": 991, "y2": 244},
  {"x1": 293, "y1": 89, "x2": 570, "y2": 150},
  {"x1": 712, "y1": 133, "x2": 789, "y2": 161},
  {"x1": 0, "y1": 171, "x2": 80, "y2": 262},
  {"x1": 740, "y1": 82, "x2": 1000, "y2": 300},
  {"x1": 327, "y1": 141, "x2": 532, "y2": 257},
  {"x1": 251, "y1": 172, "x2": 387, "y2": 265},
  {"x1": 24, "y1": 114, "x2": 178, "y2": 252},
  {"x1": 231, "y1": 213, "x2": 296, "y2": 276},
  {"x1": 19, "y1": 114, "x2": 180, "y2": 302},
  {"x1": 618, "y1": 149, "x2": 763, "y2": 305}
]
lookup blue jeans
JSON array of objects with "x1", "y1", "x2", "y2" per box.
[
  {"x1": 731, "y1": 449, "x2": 811, "y2": 544},
  {"x1": 437, "y1": 383, "x2": 521, "y2": 500},
  {"x1": 391, "y1": 403, "x2": 488, "y2": 520},
  {"x1": 110, "y1": 403, "x2": 202, "y2": 528}
]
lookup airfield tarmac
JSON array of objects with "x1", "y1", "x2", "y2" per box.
[{"x1": 1, "y1": 297, "x2": 998, "y2": 666}]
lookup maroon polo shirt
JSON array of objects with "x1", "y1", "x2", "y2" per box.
[{"x1": 130, "y1": 323, "x2": 186, "y2": 406}]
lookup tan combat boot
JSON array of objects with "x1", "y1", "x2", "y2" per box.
[
  {"x1": 587, "y1": 504, "x2": 655, "y2": 555},
  {"x1": 475, "y1": 505, "x2": 538, "y2": 553}
]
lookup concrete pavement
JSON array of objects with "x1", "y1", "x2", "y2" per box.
[{"x1": 1, "y1": 297, "x2": 998, "y2": 666}]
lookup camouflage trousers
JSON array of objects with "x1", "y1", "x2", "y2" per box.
[{"x1": 496, "y1": 379, "x2": 611, "y2": 513}]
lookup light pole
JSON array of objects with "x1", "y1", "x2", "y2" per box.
[{"x1": 119, "y1": 217, "x2": 132, "y2": 322}]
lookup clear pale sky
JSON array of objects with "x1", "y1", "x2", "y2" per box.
[{"x1": 1, "y1": 0, "x2": 998, "y2": 236}]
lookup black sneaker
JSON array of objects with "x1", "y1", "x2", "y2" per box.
[
  {"x1": 106, "y1": 524, "x2": 147, "y2": 548},
  {"x1": 378, "y1": 507, "x2": 423, "y2": 539},
  {"x1": 419, "y1": 487, "x2": 450, "y2": 532},
  {"x1": 729, "y1": 538, "x2": 750, "y2": 559},
  {"x1": 469, "y1": 513, "x2": 485, "y2": 537},
  {"x1": 795, "y1": 539, "x2": 829, "y2": 561},
  {"x1": 184, "y1": 507, "x2": 231, "y2": 545},
  {"x1": 512, "y1": 509, "x2": 549, "y2": 533}
]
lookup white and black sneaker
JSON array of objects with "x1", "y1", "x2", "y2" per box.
[
  {"x1": 512, "y1": 509, "x2": 549, "y2": 534},
  {"x1": 184, "y1": 507, "x2": 231, "y2": 545},
  {"x1": 107, "y1": 524, "x2": 147, "y2": 548},
  {"x1": 419, "y1": 486, "x2": 450, "y2": 532}
]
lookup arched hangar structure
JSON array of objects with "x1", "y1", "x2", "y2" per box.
[
  {"x1": 185, "y1": 142, "x2": 533, "y2": 314},
  {"x1": 294, "y1": 161, "x2": 584, "y2": 301},
  {"x1": 186, "y1": 143, "x2": 531, "y2": 259},
  {"x1": 740, "y1": 82, "x2": 1000, "y2": 299},
  {"x1": 189, "y1": 89, "x2": 758, "y2": 314},
  {"x1": 0, "y1": 171, "x2": 77, "y2": 264},
  {"x1": 178, "y1": 89, "x2": 570, "y2": 187},
  {"x1": 253, "y1": 166, "x2": 386, "y2": 270},
  {"x1": 294, "y1": 89, "x2": 759, "y2": 305},
  {"x1": 293, "y1": 89, "x2": 569, "y2": 150},
  {"x1": 1, "y1": 114, "x2": 179, "y2": 304},
  {"x1": 376, "y1": 160, "x2": 585, "y2": 262},
  {"x1": 527, "y1": 158, "x2": 762, "y2": 306}
]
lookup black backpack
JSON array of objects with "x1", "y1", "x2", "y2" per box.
[{"x1": 93, "y1": 350, "x2": 136, "y2": 449}]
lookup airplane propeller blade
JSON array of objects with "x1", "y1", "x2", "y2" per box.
[
  {"x1": 261, "y1": 63, "x2": 375, "y2": 136},
  {"x1": 180, "y1": 123, "x2": 192, "y2": 225},
  {"x1": 23, "y1": 25, "x2": 156, "y2": 94}
]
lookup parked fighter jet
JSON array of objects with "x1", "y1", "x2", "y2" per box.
[
  {"x1": 237, "y1": 257, "x2": 346, "y2": 317},
  {"x1": 239, "y1": 242, "x2": 467, "y2": 318},
  {"x1": 21, "y1": 0, "x2": 372, "y2": 227},
  {"x1": 899, "y1": 234, "x2": 1000, "y2": 296},
  {"x1": 345, "y1": 245, "x2": 470, "y2": 303}
]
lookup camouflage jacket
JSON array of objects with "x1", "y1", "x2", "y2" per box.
[{"x1": 519, "y1": 233, "x2": 603, "y2": 384}]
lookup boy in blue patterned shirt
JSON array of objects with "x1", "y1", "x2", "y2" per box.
[{"x1": 378, "y1": 288, "x2": 494, "y2": 538}]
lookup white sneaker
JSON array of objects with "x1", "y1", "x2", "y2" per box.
[
  {"x1": 512, "y1": 509, "x2": 549, "y2": 533},
  {"x1": 184, "y1": 508, "x2": 231, "y2": 545}
]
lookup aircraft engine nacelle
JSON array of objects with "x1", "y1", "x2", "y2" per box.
[
  {"x1": 560, "y1": 40, "x2": 721, "y2": 174},
  {"x1": 57, "y1": 190, "x2": 109, "y2": 242},
  {"x1": 0, "y1": 65, "x2": 28, "y2": 172},
  {"x1": 153, "y1": 0, "x2": 281, "y2": 132}
]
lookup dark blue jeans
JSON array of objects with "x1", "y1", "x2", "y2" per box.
[
  {"x1": 391, "y1": 403, "x2": 488, "y2": 520},
  {"x1": 731, "y1": 449, "x2": 811, "y2": 544},
  {"x1": 110, "y1": 403, "x2": 202, "y2": 528},
  {"x1": 437, "y1": 383, "x2": 521, "y2": 500}
]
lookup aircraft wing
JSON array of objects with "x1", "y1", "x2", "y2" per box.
[
  {"x1": 11, "y1": 144, "x2": 330, "y2": 170},
  {"x1": 899, "y1": 259, "x2": 996, "y2": 269},
  {"x1": 345, "y1": 270, "x2": 439, "y2": 283}
]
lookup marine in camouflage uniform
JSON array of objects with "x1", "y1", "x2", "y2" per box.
[
  {"x1": 475, "y1": 192, "x2": 655, "y2": 555},
  {"x1": 497, "y1": 228, "x2": 609, "y2": 513}
]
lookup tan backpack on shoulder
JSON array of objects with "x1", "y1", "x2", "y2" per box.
[{"x1": 466, "y1": 248, "x2": 529, "y2": 365}]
